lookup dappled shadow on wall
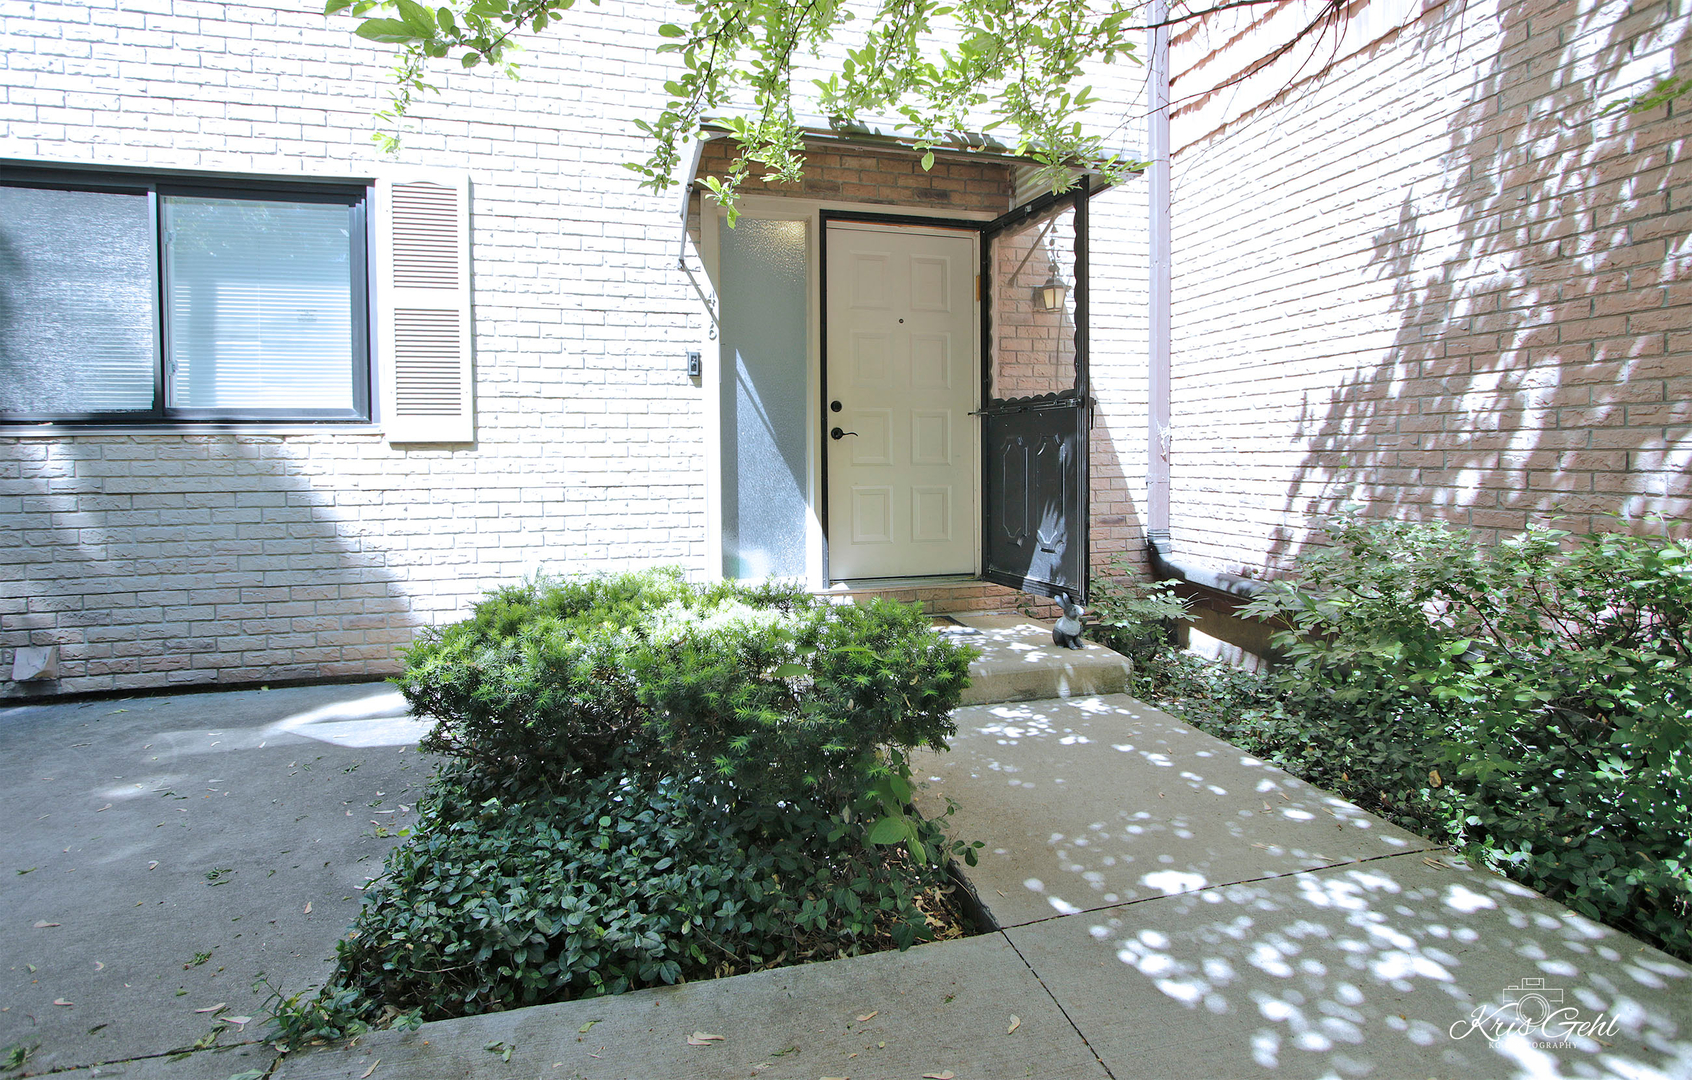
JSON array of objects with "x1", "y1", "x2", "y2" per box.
[{"x1": 1271, "y1": 0, "x2": 1691, "y2": 562}]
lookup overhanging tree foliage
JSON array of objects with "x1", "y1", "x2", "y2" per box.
[{"x1": 329, "y1": 0, "x2": 1146, "y2": 217}]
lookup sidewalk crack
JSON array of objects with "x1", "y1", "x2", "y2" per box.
[
  {"x1": 997, "y1": 846, "x2": 1451, "y2": 930},
  {"x1": 998, "y1": 929, "x2": 1119, "y2": 1080}
]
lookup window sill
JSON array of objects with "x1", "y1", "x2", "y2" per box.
[{"x1": 0, "y1": 424, "x2": 387, "y2": 439}]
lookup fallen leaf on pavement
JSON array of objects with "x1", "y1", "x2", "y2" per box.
[
  {"x1": 96, "y1": 804, "x2": 112, "y2": 812},
  {"x1": 193, "y1": 1003, "x2": 228, "y2": 1014},
  {"x1": 578, "y1": 1019, "x2": 601, "y2": 1034},
  {"x1": 303, "y1": 902, "x2": 312, "y2": 914},
  {"x1": 855, "y1": 1011, "x2": 877, "y2": 1023},
  {"x1": 93, "y1": 962, "x2": 104, "y2": 971},
  {"x1": 924, "y1": 1072, "x2": 956, "y2": 1079},
  {"x1": 53, "y1": 999, "x2": 73, "y2": 1007},
  {"x1": 686, "y1": 1031, "x2": 725, "y2": 1046},
  {"x1": 222, "y1": 1016, "x2": 253, "y2": 1027},
  {"x1": 1007, "y1": 1015, "x2": 1021, "y2": 1034},
  {"x1": 147, "y1": 862, "x2": 159, "y2": 871},
  {"x1": 34, "y1": 921, "x2": 61, "y2": 928},
  {"x1": 359, "y1": 1057, "x2": 381, "y2": 1078}
]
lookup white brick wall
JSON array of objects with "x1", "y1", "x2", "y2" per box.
[
  {"x1": 1166, "y1": 0, "x2": 1690, "y2": 576},
  {"x1": 1, "y1": 0, "x2": 1152, "y2": 694},
  {"x1": 0, "y1": 0, "x2": 722, "y2": 694}
]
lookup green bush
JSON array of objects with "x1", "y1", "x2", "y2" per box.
[
  {"x1": 317, "y1": 763, "x2": 965, "y2": 1026},
  {"x1": 1086, "y1": 564, "x2": 1192, "y2": 662},
  {"x1": 270, "y1": 570, "x2": 983, "y2": 1038},
  {"x1": 397, "y1": 568, "x2": 974, "y2": 808},
  {"x1": 1239, "y1": 517, "x2": 1691, "y2": 959}
]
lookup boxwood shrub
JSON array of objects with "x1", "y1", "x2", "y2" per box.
[
  {"x1": 268, "y1": 570, "x2": 980, "y2": 1039},
  {"x1": 397, "y1": 568, "x2": 973, "y2": 808}
]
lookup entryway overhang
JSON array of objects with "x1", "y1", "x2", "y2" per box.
[{"x1": 689, "y1": 123, "x2": 1127, "y2": 608}]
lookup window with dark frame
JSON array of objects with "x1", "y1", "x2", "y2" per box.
[{"x1": 0, "y1": 170, "x2": 371, "y2": 425}]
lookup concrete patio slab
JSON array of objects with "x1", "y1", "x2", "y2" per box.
[
  {"x1": 1005, "y1": 856, "x2": 1692, "y2": 1079},
  {"x1": 0, "y1": 682, "x2": 431, "y2": 1077},
  {"x1": 272, "y1": 931, "x2": 1110, "y2": 1080},
  {"x1": 914, "y1": 693, "x2": 1440, "y2": 928},
  {"x1": 948, "y1": 615, "x2": 1132, "y2": 705}
]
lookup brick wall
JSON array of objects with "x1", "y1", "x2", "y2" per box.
[
  {"x1": 1, "y1": 0, "x2": 714, "y2": 696},
  {"x1": 989, "y1": 207, "x2": 1081, "y2": 400},
  {"x1": 1165, "y1": 0, "x2": 1691, "y2": 577},
  {"x1": 1, "y1": 0, "x2": 1151, "y2": 695}
]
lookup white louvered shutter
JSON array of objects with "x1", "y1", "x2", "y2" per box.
[{"x1": 375, "y1": 173, "x2": 474, "y2": 443}]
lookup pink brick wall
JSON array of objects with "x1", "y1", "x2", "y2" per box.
[{"x1": 1166, "y1": 0, "x2": 1691, "y2": 577}]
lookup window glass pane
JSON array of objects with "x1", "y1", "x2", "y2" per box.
[
  {"x1": 163, "y1": 197, "x2": 355, "y2": 411},
  {"x1": 0, "y1": 185, "x2": 156, "y2": 414},
  {"x1": 718, "y1": 217, "x2": 809, "y2": 580}
]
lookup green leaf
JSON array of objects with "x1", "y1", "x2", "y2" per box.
[
  {"x1": 324, "y1": 0, "x2": 354, "y2": 13},
  {"x1": 657, "y1": 23, "x2": 686, "y2": 37},
  {"x1": 394, "y1": 0, "x2": 438, "y2": 35},
  {"x1": 886, "y1": 773, "x2": 913, "y2": 804},
  {"x1": 920, "y1": 151, "x2": 935, "y2": 172},
  {"x1": 865, "y1": 816, "x2": 908, "y2": 846},
  {"x1": 354, "y1": 18, "x2": 422, "y2": 42},
  {"x1": 771, "y1": 663, "x2": 809, "y2": 679}
]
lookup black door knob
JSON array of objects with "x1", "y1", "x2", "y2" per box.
[{"x1": 830, "y1": 427, "x2": 858, "y2": 441}]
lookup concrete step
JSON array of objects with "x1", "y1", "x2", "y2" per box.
[{"x1": 942, "y1": 613, "x2": 1133, "y2": 705}]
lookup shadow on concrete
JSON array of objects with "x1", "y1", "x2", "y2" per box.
[
  {"x1": 919, "y1": 692, "x2": 1692, "y2": 1078},
  {"x1": 0, "y1": 682, "x2": 430, "y2": 1076}
]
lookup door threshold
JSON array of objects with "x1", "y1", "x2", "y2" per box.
[{"x1": 822, "y1": 574, "x2": 981, "y2": 592}]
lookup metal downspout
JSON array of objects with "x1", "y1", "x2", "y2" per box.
[{"x1": 1147, "y1": 0, "x2": 1173, "y2": 565}]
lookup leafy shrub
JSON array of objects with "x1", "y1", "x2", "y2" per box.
[
  {"x1": 1238, "y1": 517, "x2": 1691, "y2": 959},
  {"x1": 270, "y1": 569, "x2": 983, "y2": 1038},
  {"x1": 1086, "y1": 564, "x2": 1192, "y2": 662},
  {"x1": 397, "y1": 568, "x2": 975, "y2": 808},
  {"x1": 312, "y1": 763, "x2": 967, "y2": 1027}
]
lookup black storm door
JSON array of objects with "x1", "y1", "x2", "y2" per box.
[{"x1": 979, "y1": 180, "x2": 1091, "y2": 603}]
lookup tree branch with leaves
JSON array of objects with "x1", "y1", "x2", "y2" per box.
[{"x1": 330, "y1": 0, "x2": 1148, "y2": 216}]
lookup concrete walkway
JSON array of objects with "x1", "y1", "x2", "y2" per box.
[
  {"x1": 273, "y1": 693, "x2": 1692, "y2": 1080},
  {"x1": 1, "y1": 684, "x2": 431, "y2": 1079},
  {"x1": 6, "y1": 677, "x2": 1692, "y2": 1079}
]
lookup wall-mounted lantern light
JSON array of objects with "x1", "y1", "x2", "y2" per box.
[{"x1": 1036, "y1": 270, "x2": 1067, "y2": 312}]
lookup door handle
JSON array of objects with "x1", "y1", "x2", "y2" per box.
[{"x1": 830, "y1": 427, "x2": 858, "y2": 441}]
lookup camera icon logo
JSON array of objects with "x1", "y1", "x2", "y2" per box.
[{"x1": 1502, "y1": 977, "x2": 1565, "y2": 1024}]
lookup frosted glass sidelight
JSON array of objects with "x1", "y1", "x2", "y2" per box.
[
  {"x1": 163, "y1": 197, "x2": 356, "y2": 411},
  {"x1": 718, "y1": 217, "x2": 809, "y2": 580},
  {"x1": 0, "y1": 185, "x2": 156, "y2": 414}
]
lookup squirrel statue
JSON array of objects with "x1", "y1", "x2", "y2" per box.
[{"x1": 1052, "y1": 593, "x2": 1085, "y2": 650}]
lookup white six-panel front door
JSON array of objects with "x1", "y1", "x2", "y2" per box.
[{"x1": 826, "y1": 224, "x2": 977, "y2": 580}]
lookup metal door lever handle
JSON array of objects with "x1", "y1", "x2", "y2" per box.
[{"x1": 830, "y1": 427, "x2": 858, "y2": 440}]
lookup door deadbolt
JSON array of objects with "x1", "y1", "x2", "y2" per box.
[
  {"x1": 830, "y1": 400, "x2": 842, "y2": 412},
  {"x1": 830, "y1": 427, "x2": 858, "y2": 441}
]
